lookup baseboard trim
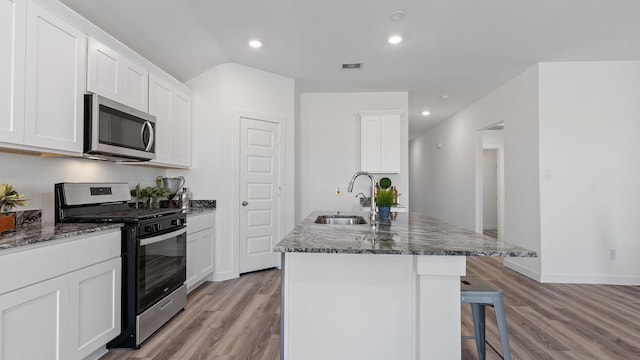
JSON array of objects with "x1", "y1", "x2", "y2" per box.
[
  {"x1": 539, "y1": 273, "x2": 640, "y2": 285},
  {"x1": 86, "y1": 346, "x2": 108, "y2": 360},
  {"x1": 483, "y1": 225, "x2": 498, "y2": 230},
  {"x1": 208, "y1": 270, "x2": 239, "y2": 282},
  {"x1": 503, "y1": 258, "x2": 541, "y2": 281}
]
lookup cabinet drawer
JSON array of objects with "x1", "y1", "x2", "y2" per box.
[
  {"x1": 68, "y1": 229, "x2": 121, "y2": 272},
  {"x1": 187, "y1": 212, "x2": 214, "y2": 234},
  {"x1": 0, "y1": 241, "x2": 69, "y2": 295},
  {"x1": 0, "y1": 228, "x2": 121, "y2": 295}
]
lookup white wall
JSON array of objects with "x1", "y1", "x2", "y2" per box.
[
  {"x1": 482, "y1": 149, "x2": 498, "y2": 229},
  {"x1": 296, "y1": 92, "x2": 409, "y2": 222},
  {"x1": 409, "y1": 66, "x2": 541, "y2": 276},
  {"x1": 170, "y1": 63, "x2": 295, "y2": 281},
  {"x1": 411, "y1": 61, "x2": 640, "y2": 285},
  {"x1": 538, "y1": 61, "x2": 640, "y2": 284},
  {"x1": 0, "y1": 152, "x2": 162, "y2": 223}
]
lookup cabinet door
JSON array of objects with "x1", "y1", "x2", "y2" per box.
[
  {"x1": 87, "y1": 38, "x2": 119, "y2": 100},
  {"x1": 360, "y1": 112, "x2": 401, "y2": 173},
  {"x1": 186, "y1": 227, "x2": 215, "y2": 293},
  {"x1": 0, "y1": 0, "x2": 26, "y2": 145},
  {"x1": 185, "y1": 233, "x2": 198, "y2": 291},
  {"x1": 0, "y1": 275, "x2": 70, "y2": 360},
  {"x1": 68, "y1": 258, "x2": 121, "y2": 360},
  {"x1": 24, "y1": 2, "x2": 85, "y2": 153},
  {"x1": 87, "y1": 38, "x2": 148, "y2": 113},
  {"x1": 122, "y1": 60, "x2": 148, "y2": 112},
  {"x1": 149, "y1": 74, "x2": 173, "y2": 163},
  {"x1": 171, "y1": 90, "x2": 192, "y2": 167},
  {"x1": 149, "y1": 73, "x2": 192, "y2": 168},
  {"x1": 380, "y1": 115, "x2": 401, "y2": 173},
  {"x1": 198, "y1": 228, "x2": 215, "y2": 278},
  {"x1": 360, "y1": 115, "x2": 381, "y2": 172}
]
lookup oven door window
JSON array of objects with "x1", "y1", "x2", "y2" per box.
[{"x1": 138, "y1": 229, "x2": 186, "y2": 313}]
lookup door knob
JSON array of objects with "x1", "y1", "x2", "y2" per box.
[{"x1": 242, "y1": 201, "x2": 248, "y2": 206}]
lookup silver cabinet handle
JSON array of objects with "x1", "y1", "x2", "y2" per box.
[{"x1": 242, "y1": 201, "x2": 248, "y2": 206}]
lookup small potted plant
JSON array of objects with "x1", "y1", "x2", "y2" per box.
[
  {"x1": 131, "y1": 186, "x2": 171, "y2": 209},
  {"x1": 375, "y1": 187, "x2": 395, "y2": 222},
  {"x1": 0, "y1": 183, "x2": 28, "y2": 234}
]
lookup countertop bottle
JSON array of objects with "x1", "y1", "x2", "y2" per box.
[{"x1": 179, "y1": 187, "x2": 192, "y2": 209}]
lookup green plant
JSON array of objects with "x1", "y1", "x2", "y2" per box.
[
  {"x1": 375, "y1": 188, "x2": 394, "y2": 208},
  {"x1": 130, "y1": 186, "x2": 170, "y2": 203},
  {"x1": 0, "y1": 183, "x2": 28, "y2": 213}
]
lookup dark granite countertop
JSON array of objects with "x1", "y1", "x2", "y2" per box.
[
  {"x1": 0, "y1": 222, "x2": 123, "y2": 254},
  {"x1": 274, "y1": 211, "x2": 537, "y2": 257}
]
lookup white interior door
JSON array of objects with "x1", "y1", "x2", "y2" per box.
[{"x1": 239, "y1": 117, "x2": 280, "y2": 273}]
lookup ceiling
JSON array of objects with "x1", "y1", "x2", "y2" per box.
[{"x1": 60, "y1": 0, "x2": 640, "y2": 139}]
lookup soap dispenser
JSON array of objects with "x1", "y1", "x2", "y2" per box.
[{"x1": 179, "y1": 187, "x2": 192, "y2": 210}]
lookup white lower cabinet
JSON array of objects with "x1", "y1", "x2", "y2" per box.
[
  {"x1": 186, "y1": 212, "x2": 215, "y2": 293},
  {"x1": 0, "y1": 230, "x2": 121, "y2": 360},
  {"x1": 68, "y1": 257, "x2": 121, "y2": 360},
  {"x1": 0, "y1": 275, "x2": 70, "y2": 360}
]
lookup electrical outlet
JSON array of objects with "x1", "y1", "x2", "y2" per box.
[{"x1": 608, "y1": 248, "x2": 616, "y2": 260}]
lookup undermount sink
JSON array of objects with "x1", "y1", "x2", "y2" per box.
[{"x1": 314, "y1": 215, "x2": 367, "y2": 225}]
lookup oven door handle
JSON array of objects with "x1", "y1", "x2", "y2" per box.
[{"x1": 139, "y1": 228, "x2": 186, "y2": 246}]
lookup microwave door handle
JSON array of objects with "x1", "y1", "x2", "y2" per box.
[
  {"x1": 141, "y1": 121, "x2": 154, "y2": 152},
  {"x1": 139, "y1": 228, "x2": 186, "y2": 246}
]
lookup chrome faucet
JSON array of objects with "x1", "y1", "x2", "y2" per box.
[{"x1": 347, "y1": 171, "x2": 377, "y2": 227}]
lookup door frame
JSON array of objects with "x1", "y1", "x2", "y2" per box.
[
  {"x1": 475, "y1": 127, "x2": 505, "y2": 240},
  {"x1": 232, "y1": 109, "x2": 286, "y2": 272}
]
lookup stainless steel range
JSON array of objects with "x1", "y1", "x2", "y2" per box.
[{"x1": 55, "y1": 182, "x2": 187, "y2": 348}]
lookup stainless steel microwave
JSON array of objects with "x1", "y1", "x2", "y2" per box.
[{"x1": 84, "y1": 94, "x2": 156, "y2": 161}]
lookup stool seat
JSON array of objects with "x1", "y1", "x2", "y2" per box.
[{"x1": 461, "y1": 276, "x2": 511, "y2": 360}]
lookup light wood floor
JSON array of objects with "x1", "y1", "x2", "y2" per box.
[{"x1": 102, "y1": 258, "x2": 640, "y2": 360}]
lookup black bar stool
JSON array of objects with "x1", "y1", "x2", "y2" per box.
[{"x1": 460, "y1": 276, "x2": 512, "y2": 360}]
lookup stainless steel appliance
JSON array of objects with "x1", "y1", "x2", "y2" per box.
[
  {"x1": 55, "y1": 182, "x2": 186, "y2": 348},
  {"x1": 84, "y1": 94, "x2": 156, "y2": 161}
]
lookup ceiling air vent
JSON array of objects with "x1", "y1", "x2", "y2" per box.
[{"x1": 341, "y1": 63, "x2": 362, "y2": 70}]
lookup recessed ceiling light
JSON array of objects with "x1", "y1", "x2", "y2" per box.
[
  {"x1": 390, "y1": 9, "x2": 406, "y2": 21},
  {"x1": 422, "y1": 110, "x2": 430, "y2": 116},
  {"x1": 388, "y1": 35, "x2": 402, "y2": 45},
  {"x1": 441, "y1": 93, "x2": 449, "y2": 100},
  {"x1": 248, "y1": 39, "x2": 262, "y2": 49}
]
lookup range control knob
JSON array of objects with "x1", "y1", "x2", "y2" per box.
[{"x1": 171, "y1": 219, "x2": 183, "y2": 226}]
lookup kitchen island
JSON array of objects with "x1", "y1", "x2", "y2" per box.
[{"x1": 274, "y1": 211, "x2": 536, "y2": 360}]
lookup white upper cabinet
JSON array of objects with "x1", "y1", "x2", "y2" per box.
[
  {"x1": 0, "y1": 0, "x2": 26, "y2": 145},
  {"x1": 87, "y1": 37, "x2": 148, "y2": 112},
  {"x1": 360, "y1": 111, "x2": 402, "y2": 173},
  {"x1": 23, "y1": 1, "x2": 86, "y2": 153},
  {"x1": 149, "y1": 73, "x2": 192, "y2": 168}
]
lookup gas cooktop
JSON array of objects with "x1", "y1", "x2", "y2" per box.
[{"x1": 62, "y1": 208, "x2": 184, "y2": 223}]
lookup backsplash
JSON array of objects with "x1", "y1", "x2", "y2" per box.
[
  {"x1": 0, "y1": 151, "x2": 166, "y2": 224},
  {"x1": 191, "y1": 200, "x2": 216, "y2": 209},
  {"x1": 15, "y1": 210, "x2": 42, "y2": 227}
]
